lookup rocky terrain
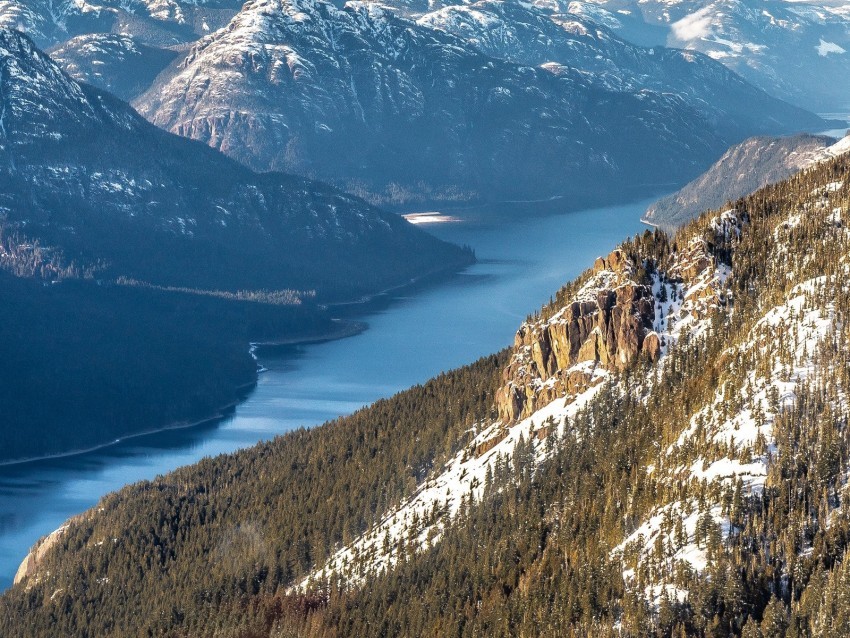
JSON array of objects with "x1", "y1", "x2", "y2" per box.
[{"x1": 494, "y1": 249, "x2": 658, "y2": 423}]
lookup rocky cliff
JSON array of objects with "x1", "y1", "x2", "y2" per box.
[
  {"x1": 496, "y1": 232, "x2": 730, "y2": 423},
  {"x1": 13, "y1": 526, "x2": 68, "y2": 587},
  {"x1": 495, "y1": 249, "x2": 656, "y2": 422}
]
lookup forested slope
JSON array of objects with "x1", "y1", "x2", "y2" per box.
[{"x1": 5, "y1": 152, "x2": 850, "y2": 637}]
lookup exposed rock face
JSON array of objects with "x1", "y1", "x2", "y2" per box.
[
  {"x1": 495, "y1": 231, "x2": 732, "y2": 424},
  {"x1": 14, "y1": 526, "x2": 66, "y2": 586},
  {"x1": 496, "y1": 249, "x2": 656, "y2": 423}
]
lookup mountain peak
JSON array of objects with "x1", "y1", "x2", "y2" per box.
[{"x1": 0, "y1": 29, "x2": 137, "y2": 146}]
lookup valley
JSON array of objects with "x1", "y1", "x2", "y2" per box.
[
  {"x1": 1, "y1": 0, "x2": 849, "y2": 634},
  {"x1": 0, "y1": 196, "x2": 648, "y2": 591},
  {"x1": 5, "y1": 150, "x2": 850, "y2": 637}
]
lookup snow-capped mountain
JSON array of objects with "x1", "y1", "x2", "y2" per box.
[
  {"x1": 416, "y1": 0, "x2": 818, "y2": 144},
  {"x1": 0, "y1": 0, "x2": 242, "y2": 48},
  {"x1": 573, "y1": 0, "x2": 850, "y2": 111},
  {"x1": 48, "y1": 33, "x2": 177, "y2": 100},
  {"x1": 134, "y1": 0, "x2": 825, "y2": 206},
  {"x1": 0, "y1": 29, "x2": 469, "y2": 297}
]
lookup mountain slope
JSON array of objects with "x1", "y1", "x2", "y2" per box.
[
  {"x1": 134, "y1": 0, "x2": 825, "y2": 207},
  {"x1": 574, "y1": 0, "x2": 850, "y2": 111},
  {"x1": 4, "y1": 124, "x2": 850, "y2": 636},
  {"x1": 644, "y1": 133, "x2": 850, "y2": 230},
  {"x1": 0, "y1": 28, "x2": 470, "y2": 463},
  {"x1": 0, "y1": 0, "x2": 243, "y2": 48},
  {"x1": 0, "y1": 29, "x2": 470, "y2": 299},
  {"x1": 48, "y1": 33, "x2": 178, "y2": 101}
]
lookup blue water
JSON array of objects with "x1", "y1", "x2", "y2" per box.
[{"x1": 0, "y1": 199, "x2": 650, "y2": 589}]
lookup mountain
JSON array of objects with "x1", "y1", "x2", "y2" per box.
[
  {"x1": 133, "y1": 0, "x2": 827, "y2": 207},
  {"x1": 0, "y1": 28, "x2": 470, "y2": 463},
  {"x1": 572, "y1": 0, "x2": 850, "y2": 111},
  {"x1": 0, "y1": 0, "x2": 243, "y2": 48},
  {"x1": 417, "y1": 1, "x2": 823, "y2": 146},
  {"x1": 0, "y1": 29, "x2": 469, "y2": 299},
  {"x1": 5, "y1": 124, "x2": 850, "y2": 637},
  {"x1": 644, "y1": 133, "x2": 850, "y2": 230},
  {"x1": 48, "y1": 33, "x2": 178, "y2": 101}
]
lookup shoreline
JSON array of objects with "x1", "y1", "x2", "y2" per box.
[
  {"x1": 0, "y1": 321, "x2": 369, "y2": 469},
  {"x1": 251, "y1": 319, "x2": 368, "y2": 348},
  {"x1": 0, "y1": 272, "x2": 457, "y2": 470},
  {"x1": 0, "y1": 399, "x2": 245, "y2": 469},
  {"x1": 322, "y1": 258, "x2": 474, "y2": 311}
]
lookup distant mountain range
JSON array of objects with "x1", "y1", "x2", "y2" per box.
[
  {"x1": 0, "y1": 0, "x2": 836, "y2": 208},
  {"x1": 48, "y1": 33, "x2": 178, "y2": 101},
  {"x1": 0, "y1": 29, "x2": 468, "y2": 298},
  {"x1": 0, "y1": 0, "x2": 242, "y2": 48},
  {"x1": 570, "y1": 0, "x2": 850, "y2": 112},
  {"x1": 134, "y1": 0, "x2": 828, "y2": 206}
]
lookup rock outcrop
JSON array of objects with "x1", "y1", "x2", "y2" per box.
[
  {"x1": 14, "y1": 526, "x2": 66, "y2": 586},
  {"x1": 495, "y1": 231, "x2": 732, "y2": 424},
  {"x1": 496, "y1": 249, "x2": 657, "y2": 423}
]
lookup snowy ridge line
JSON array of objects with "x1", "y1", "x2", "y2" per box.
[{"x1": 296, "y1": 366, "x2": 611, "y2": 592}]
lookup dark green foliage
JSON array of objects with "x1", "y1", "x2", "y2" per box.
[
  {"x1": 0, "y1": 273, "x2": 335, "y2": 462},
  {"x1": 0, "y1": 349, "x2": 506, "y2": 636}
]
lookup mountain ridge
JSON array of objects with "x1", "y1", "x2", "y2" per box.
[
  {"x1": 644, "y1": 133, "x2": 850, "y2": 230},
  {"x1": 0, "y1": 27, "x2": 471, "y2": 298},
  {"x1": 133, "y1": 0, "x2": 827, "y2": 207}
]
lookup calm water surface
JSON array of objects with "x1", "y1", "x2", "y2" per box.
[{"x1": 0, "y1": 199, "x2": 649, "y2": 589}]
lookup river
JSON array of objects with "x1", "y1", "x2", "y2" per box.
[{"x1": 0, "y1": 198, "x2": 649, "y2": 589}]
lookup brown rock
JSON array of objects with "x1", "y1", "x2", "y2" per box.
[
  {"x1": 642, "y1": 331, "x2": 662, "y2": 361},
  {"x1": 475, "y1": 430, "x2": 508, "y2": 457}
]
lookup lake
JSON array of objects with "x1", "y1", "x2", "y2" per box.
[{"x1": 0, "y1": 198, "x2": 649, "y2": 589}]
